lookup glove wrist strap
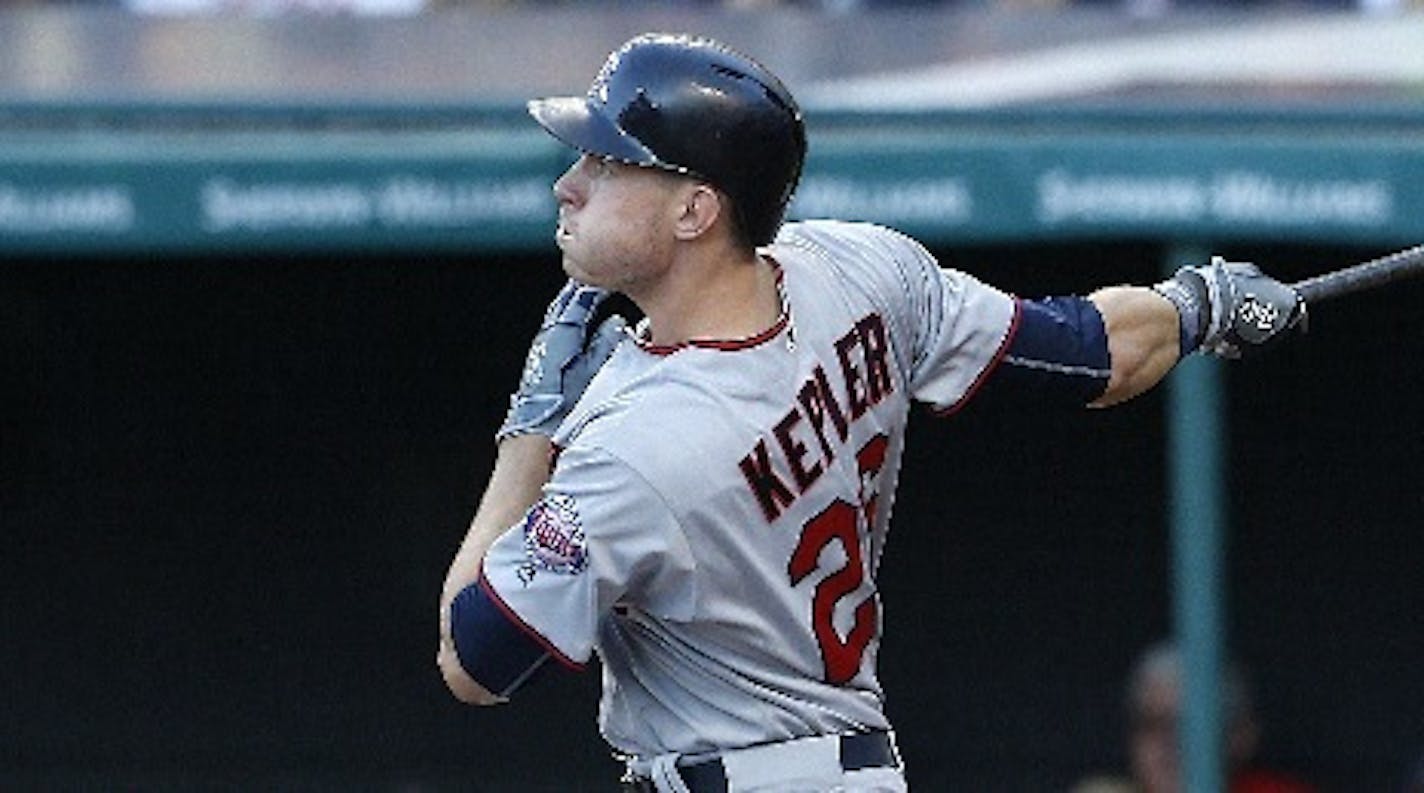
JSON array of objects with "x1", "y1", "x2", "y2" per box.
[{"x1": 1152, "y1": 272, "x2": 1208, "y2": 356}]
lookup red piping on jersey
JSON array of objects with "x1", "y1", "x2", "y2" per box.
[
  {"x1": 476, "y1": 571, "x2": 586, "y2": 673},
  {"x1": 932, "y1": 297, "x2": 1024, "y2": 418},
  {"x1": 634, "y1": 259, "x2": 789, "y2": 356}
]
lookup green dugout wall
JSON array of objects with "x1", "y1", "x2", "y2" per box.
[
  {"x1": 3, "y1": 103, "x2": 1423, "y2": 253},
  {"x1": 4, "y1": 102, "x2": 1421, "y2": 790}
]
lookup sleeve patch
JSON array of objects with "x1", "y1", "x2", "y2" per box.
[{"x1": 517, "y1": 494, "x2": 588, "y2": 585}]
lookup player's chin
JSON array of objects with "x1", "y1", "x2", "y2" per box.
[
  {"x1": 559, "y1": 254, "x2": 584, "y2": 279},
  {"x1": 558, "y1": 255, "x2": 608, "y2": 289}
]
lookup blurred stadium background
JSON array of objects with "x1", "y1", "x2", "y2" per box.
[{"x1": 2, "y1": 2, "x2": 1422, "y2": 791}]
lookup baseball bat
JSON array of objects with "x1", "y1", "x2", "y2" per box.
[{"x1": 1292, "y1": 243, "x2": 1424, "y2": 303}]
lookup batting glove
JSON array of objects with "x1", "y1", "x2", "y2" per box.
[
  {"x1": 496, "y1": 279, "x2": 626, "y2": 442},
  {"x1": 1154, "y1": 256, "x2": 1306, "y2": 359}
]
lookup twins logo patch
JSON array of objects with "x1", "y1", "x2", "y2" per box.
[{"x1": 517, "y1": 494, "x2": 588, "y2": 585}]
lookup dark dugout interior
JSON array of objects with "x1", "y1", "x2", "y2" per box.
[{"x1": 3, "y1": 240, "x2": 1419, "y2": 791}]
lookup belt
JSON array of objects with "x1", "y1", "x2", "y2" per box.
[{"x1": 621, "y1": 730, "x2": 900, "y2": 793}]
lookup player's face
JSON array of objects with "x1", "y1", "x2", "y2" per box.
[
  {"x1": 1129, "y1": 676, "x2": 1181, "y2": 793},
  {"x1": 552, "y1": 154, "x2": 687, "y2": 293}
]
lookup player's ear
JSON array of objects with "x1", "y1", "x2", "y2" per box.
[{"x1": 672, "y1": 182, "x2": 723, "y2": 242}]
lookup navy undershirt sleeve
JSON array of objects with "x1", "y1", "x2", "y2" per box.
[
  {"x1": 974, "y1": 296, "x2": 1112, "y2": 407},
  {"x1": 449, "y1": 576, "x2": 557, "y2": 698}
]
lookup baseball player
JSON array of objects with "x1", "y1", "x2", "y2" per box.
[{"x1": 437, "y1": 33, "x2": 1304, "y2": 792}]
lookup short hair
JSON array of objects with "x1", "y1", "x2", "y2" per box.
[{"x1": 1126, "y1": 640, "x2": 1256, "y2": 730}]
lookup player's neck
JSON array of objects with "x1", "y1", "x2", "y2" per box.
[{"x1": 636, "y1": 246, "x2": 779, "y2": 348}]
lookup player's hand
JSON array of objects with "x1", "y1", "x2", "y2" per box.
[
  {"x1": 1155, "y1": 257, "x2": 1306, "y2": 359},
  {"x1": 496, "y1": 279, "x2": 626, "y2": 441}
]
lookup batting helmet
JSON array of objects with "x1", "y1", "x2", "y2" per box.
[{"x1": 528, "y1": 33, "x2": 806, "y2": 247}]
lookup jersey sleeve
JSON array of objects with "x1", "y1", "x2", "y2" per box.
[
  {"x1": 848, "y1": 224, "x2": 1018, "y2": 413},
  {"x1": 774, "y1": 221, "x2": 1018, "y2": 414},
  {"x1": 476, "y1": 441, "x2": 695, "y2": 670},
  {"x1": 904, "y1": 265, "x2": 1019, "y2": 413},
  {"x1": 872, "y1": 232, "x2": 1117, "y2": 411}
]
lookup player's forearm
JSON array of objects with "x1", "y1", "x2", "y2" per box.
[
  {"x1": 1087, "y1": 285, "x2": 1182, "y2": 407},
  {"x1": 441, "y1": 433, "x2": 553, "y2": 612},
  {"x1": 437, "y1": 433, "x2": 554, "y2": 704}
]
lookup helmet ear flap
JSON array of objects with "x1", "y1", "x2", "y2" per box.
[{"x1": 529, "y1": 32, "x2": 806, "y2": 248}]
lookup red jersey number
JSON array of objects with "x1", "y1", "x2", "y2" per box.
[{"x1": 787, "y1": 434, "x2": 888, "y2": 685}]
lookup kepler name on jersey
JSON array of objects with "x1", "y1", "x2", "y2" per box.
[{"x1": 737, "y1": 311, "x2": 894, "y2": 523}]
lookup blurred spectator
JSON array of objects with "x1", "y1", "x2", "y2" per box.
[
  {"x1": 1073, "y1": 641, "x2": 1317, "y2": 793},
  {"x1": 1403, "y1": 750, "x2": 1424, "y2": 793}
]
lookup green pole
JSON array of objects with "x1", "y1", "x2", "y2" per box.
[{"x1": 1165, "y1": 243, "x2": 1225, "y2": 793}]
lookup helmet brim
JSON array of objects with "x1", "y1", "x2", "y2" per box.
[{"x1": 527, "y1": 96, "x2": 659, "y2": 167}]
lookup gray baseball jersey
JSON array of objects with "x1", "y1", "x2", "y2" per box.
[{"x1": 478, "y1": 219, "x2": 1017, "y2": 760}]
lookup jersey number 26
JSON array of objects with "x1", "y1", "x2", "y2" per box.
[{"x1": 787, "y1": 434, "x2": 888, "y2": 685}]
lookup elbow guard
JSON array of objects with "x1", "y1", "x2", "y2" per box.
[
  {"x1": 980, "y1": 296, "x2": 1111, "y2": 407},
  {"x1": 448, "y1": 578, "x2": 560, "y2": 699}
]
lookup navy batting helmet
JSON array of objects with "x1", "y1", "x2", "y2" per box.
[{"x1": 528, "y1": 33, "x2": 806, "y2": 247}]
